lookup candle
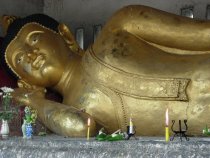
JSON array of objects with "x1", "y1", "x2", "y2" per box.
[
  {"x1": 87, "y1": 118, "x2": 90, "y2": 140},
  {"x1": 165, "y1": 108, "x2": 170, "y2": 142},
  {"x1": 165, "y1": 108, "x2": 169, "y2": 126},
  {"x1": 129, "y1": 115, "x2": 134, "y2": 134}
]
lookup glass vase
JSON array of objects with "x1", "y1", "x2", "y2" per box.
[
  {"x1": 0, "y1": 119, "x2": 9, "y2": 139},
  {"x1": 26, "y1": 123, "x2": 33, "y2": 139}
]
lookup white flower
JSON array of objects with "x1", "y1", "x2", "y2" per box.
[
  {"x1": 24, "y1": 106, "x2": 30, "y2": 114},
  {"x1": 0, "y1": 87, "x2": 14, "y2": 93}
]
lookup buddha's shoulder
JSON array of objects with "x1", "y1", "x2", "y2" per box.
[
  {"x1": 84, "y1": 30, "x2": 147, "y2": 75},
  {"x1": 84, "y1": 29, "x2": 210, "y2": 77}
]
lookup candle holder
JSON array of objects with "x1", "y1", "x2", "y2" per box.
[
  {"x1": 170, "y1": 119, "x2": 189, "y2": 141},
  {"x1": 126, "y1": 125, "x2": 137, "y2": 140}
]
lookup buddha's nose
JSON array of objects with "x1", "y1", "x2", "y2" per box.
[
  {"x1": 26, "y1": 48, "x2": 39, "y2": 61},
  {"x1": 26, "y1": 52, "x2": 37, "y2": 62},
  {"x1": 27, "y1": 52, "x2": 36, "y2": 58}
]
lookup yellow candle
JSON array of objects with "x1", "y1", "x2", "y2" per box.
[
  {"x1": 87, "y1": 118, "x2": 90, "y2": 140},
  {"x1": 165, "y1": 126, "x2": 169, "y2": 142},
  {"x1": 165, "y1": 108, "x2": 170, "y2": 142}
]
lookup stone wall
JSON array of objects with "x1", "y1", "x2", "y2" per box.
[
  {"x1": 0, "y1": 0, "x2": 44, "y2": 36},
  {"x1": 0, "y1": 0, "x2": 210, "y2": 48}
]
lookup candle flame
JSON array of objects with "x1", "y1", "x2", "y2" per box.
[
  {"x1": 129, "y1": 114, "x2": 133, "y2": 126},
  {"x1": 87, "y1": 118, "x2": 91, "y2": 126},
  {"x1": 129, "y1": 118, "x2": 133, "y2": 126},
  {"x1": 165, "y1": 108, "x2": 169, "y2": 126}
]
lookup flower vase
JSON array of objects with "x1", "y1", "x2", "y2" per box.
[
  {"x1": 26, "y1": 123, "x2": 33, "y2": 139},
  {"x1": 0, "y1": 119, "x2": 9, "y2": 139}
]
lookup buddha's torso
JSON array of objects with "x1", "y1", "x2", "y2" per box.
[{"x1": 64, "y1": 30, "x2": 210, "y2": 136}]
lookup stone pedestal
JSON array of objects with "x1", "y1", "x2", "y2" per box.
[{"x1": 0, "y1": 135, "x2": 209, "y2": 158}]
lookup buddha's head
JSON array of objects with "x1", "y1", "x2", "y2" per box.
[{"x1": 0, "y1": 14, "x2": 76, "y2": 87}]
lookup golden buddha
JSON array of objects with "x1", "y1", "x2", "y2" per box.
[{"x1": 1, "y1": 5, "x2": 210, "y2": 137}]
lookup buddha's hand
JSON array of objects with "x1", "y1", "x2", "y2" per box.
[{"x1": 12, "y1": 81, "x2": 46, "y2": 107}]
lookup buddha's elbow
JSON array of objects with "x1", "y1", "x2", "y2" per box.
[{"x1": 46, "y1": 109, "x2": 96, "y2": 137}]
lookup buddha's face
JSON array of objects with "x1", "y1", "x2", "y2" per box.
[{"x1": 5, "y1": 23, "x2": 70, "y2": 87}]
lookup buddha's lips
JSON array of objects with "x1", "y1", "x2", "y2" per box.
[{"x1": 32, "y1": 55, "x2": 45, "y2": 68}]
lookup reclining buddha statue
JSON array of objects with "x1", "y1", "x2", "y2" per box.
[{"x1": 1, "y1": 5, "x2": 210, "y2": 137}]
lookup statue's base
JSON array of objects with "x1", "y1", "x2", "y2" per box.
[{"x1": 0, "y1": 135, "x2": 210, "y2": 157}]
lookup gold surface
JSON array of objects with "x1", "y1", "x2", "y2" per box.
[
  {"x1": 0, "y1": 15, "x2": 18, "y2": 35},
  {"x1": 4, "y1": 5, "x2": 210, "y2": 136}
]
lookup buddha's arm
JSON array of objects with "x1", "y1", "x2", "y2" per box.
[
  {"x1": 102, "y1": 5, "x2": 210, "y2": 51},
  {"x1": 33, "y1": 98, "x2": 96, "y2": 137},
  {"x1": 13, "y1": 89, "x2": 96, "y2": 137}
]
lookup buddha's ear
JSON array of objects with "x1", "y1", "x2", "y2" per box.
[
  {"x1": 1, "y1": 15, "x2": 18, "y2": 35},
  {"x1": 58, "y1": 23, "x2": 84, "y2": 56}
]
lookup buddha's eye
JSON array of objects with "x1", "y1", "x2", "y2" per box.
[
  {"x1": 28, "y1": 33, "x2": 41, "y2": 45},
  {"x1": 17, "y1": 56, "x2": 23, "y2": 64},
  {"x1": 27, "y1": 31, "x2": 44, "y2": 46},
  {"x1": 32, "y1": 38, "x2": 38, "y2": 44}
]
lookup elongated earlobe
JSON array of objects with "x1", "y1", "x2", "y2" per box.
[{"x1": 58, "y1": 23, "x2": 84, "y2": 56}]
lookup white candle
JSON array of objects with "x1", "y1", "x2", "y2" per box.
[{"x1": 129, "y1": 116, "x2": 134, "y2": 134}]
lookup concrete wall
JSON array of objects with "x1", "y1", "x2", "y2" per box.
[
  {"x1": 0, "y1": 0, "x2": 44, "y2": 36},
  {"x1": 43, "y1": 0, "x2": 210, "y2": 49}
]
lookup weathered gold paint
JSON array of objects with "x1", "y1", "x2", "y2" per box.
[{"x1": 4, "y1": 5, "x2": 210, "y2": 136}]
